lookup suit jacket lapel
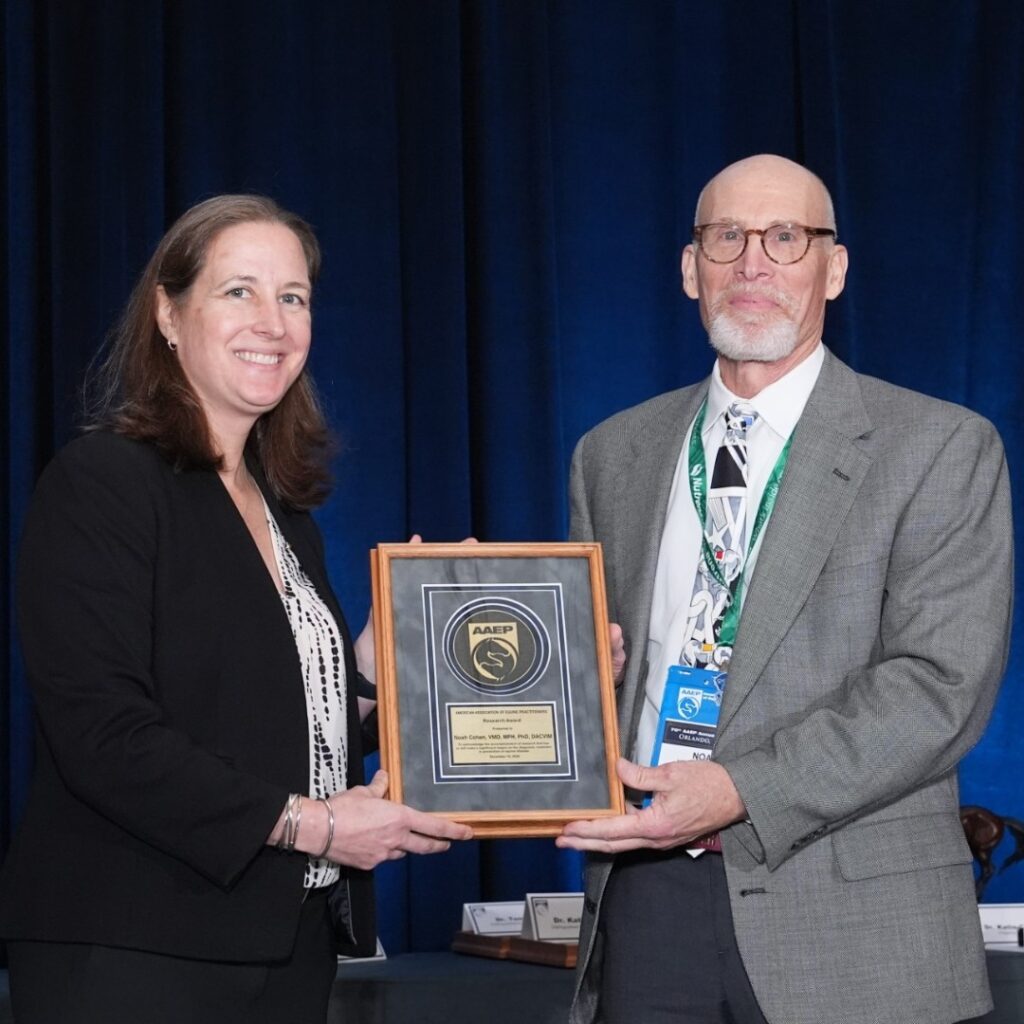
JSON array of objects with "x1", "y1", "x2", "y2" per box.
[{"x1": 719, "y1": 351, "x2": 875, "y2": 733}]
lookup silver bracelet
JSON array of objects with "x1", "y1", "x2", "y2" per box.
[
  {"x1": 287, "y1": 796, "x2": 303, "y2": 853},
  {"x1": 277, "y1": 793, "x2": 300, "y2": 851},
  {"x1": 315, "y1": 798, "x2": 335, "y2": 860}
]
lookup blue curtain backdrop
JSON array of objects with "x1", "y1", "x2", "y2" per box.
[{"x1": 3, "y1": 0, "x2": 1023, "y2": 955}]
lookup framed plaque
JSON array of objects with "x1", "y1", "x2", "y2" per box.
[{"x1": 371, "y1": 543, "x2": 624, "y2": 838}]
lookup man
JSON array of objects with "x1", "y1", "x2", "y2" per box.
[{"x1": 558, "y1": 154, "x2": 1012, "y2": 1024}]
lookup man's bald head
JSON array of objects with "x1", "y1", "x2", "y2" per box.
[
  {"x1": 694, "y1": 154, "x2": 836, "y2": 233},
  {"x1": 681, "y1": 153, "x2": 848, "y2": 392}
]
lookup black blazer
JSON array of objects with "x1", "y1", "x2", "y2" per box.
[{"x1": 0, "y1": 432, "x2": 375, "y2": 961}]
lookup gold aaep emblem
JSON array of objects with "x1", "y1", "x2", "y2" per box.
[
  {"x1": 444, "y1": 598, "x2": 548, "y2": 695},
  {"x1": 467, "y1": 620, "x2": 519, "y2": 682}
]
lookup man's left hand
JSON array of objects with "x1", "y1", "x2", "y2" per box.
[
  {"x1": 555, "y1": 757, "x2": 746, "y2": 854},
  {"x1": 609, "y1": 623, "x2": 626, "y2": 685}
]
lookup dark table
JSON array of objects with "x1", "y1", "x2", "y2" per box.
[
  {"x1": 2, "y1": 950, "x2": 1021, "y2": 1022},
  {"x1": 328, "y1": 950, "x2": 1024, "y2": 1024},
  {"x1": 330, "y1": 951, "x2": 573, "y2": 1022}
]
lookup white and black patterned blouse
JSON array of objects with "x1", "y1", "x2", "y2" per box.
[{"x1": 264, "y1": 501, "x2": 346, "y2": 889}]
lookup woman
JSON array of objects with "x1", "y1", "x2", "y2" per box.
[{"x1": 0, "y1": 195, "x2": 471, "y2": 1023}]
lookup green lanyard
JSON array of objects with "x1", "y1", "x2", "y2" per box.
[{"x1": 687, "y1": 400, "x2": 792, "y2": 646}]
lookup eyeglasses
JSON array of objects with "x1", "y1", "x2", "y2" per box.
[{"x1": 692, "y1": 223, "x2": 836, "y2": 265}]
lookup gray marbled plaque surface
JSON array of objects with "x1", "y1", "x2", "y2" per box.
[{"x1": 388, "y1": 555, "x2": 613, "y2": 813}]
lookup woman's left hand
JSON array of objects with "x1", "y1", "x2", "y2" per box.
[{"x1": 354, "y1": 608, "x2": 376, "y2": 686}]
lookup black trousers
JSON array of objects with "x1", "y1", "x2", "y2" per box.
[
  {"x1": 7, "y1": 887, "x2": 336, "y2": 1024},
  {"x1": 599, "y1": 848, "x2": 768, "y2": 1024}
]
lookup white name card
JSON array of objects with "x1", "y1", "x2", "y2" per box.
[
  {"x1": 462, "y1": 900, "x2": 525, "y2": 936},
  {"x1": 521, "y1": 892, "x2": 584, "y2": 943},
  {"x1": 336, "y1": 937, "x2": 387, "y2": 963},
  {"x1": 979, "y1": 903, "x2": 1024, "y2": 951}
]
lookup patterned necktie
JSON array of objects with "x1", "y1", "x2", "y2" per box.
[{"x1": 680, "y1": 401, "x2": 758, "y2": 668}]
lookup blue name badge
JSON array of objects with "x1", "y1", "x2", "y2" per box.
[{"x1": 649, "y1": 665, "x2": 725, "y2": 769}]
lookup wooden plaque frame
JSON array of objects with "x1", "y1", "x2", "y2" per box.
[{"x1": 371, "y1": 542, "x2": 624, "y2": 838}]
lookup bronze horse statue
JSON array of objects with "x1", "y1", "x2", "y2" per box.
[{"x1": 960, "y1": 806, "x2": 1024, "y2": 899}]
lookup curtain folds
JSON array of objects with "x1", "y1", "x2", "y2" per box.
[{"x1": 3, "y1": 0, "x2": 1023, "y2": 952}]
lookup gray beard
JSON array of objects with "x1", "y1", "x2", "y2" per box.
[{"x1": 706, "y1": 312, "x2": 800, "y2": 363}]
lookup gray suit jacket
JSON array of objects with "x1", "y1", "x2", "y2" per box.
[{"x1": 568, "y1": 350, "x2": 1013, "y2": 1024}]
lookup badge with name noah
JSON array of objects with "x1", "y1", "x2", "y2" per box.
[{"x1": 443, "y1": 598, "x2": 550, "y2": 696}]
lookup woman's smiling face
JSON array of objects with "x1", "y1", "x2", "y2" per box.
[{"x1": 157, "y1": 220, "x2": 312, "y2": 442}]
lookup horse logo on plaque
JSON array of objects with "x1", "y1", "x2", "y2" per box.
[{"x1": 443, "y1": 598, "x2": 550, "y2": 696}]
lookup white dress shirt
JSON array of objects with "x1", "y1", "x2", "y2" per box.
[{"x1": 634, "y1": 344, "x2": 825, "y2": 764}]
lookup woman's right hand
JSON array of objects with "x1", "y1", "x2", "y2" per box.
[{"x1": 295, "y1": 771, "x2": 472, "y2": 870}]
